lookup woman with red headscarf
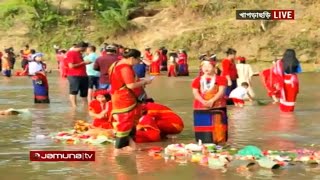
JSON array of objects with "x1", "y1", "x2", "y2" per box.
[
  {"x1": 109, "y1": 48, "x2": 153, "y2": 151},
  {"x1": 191, "y1": 59, "x2": 228, "y2": 144},
  {"x1": 88, "y1": 89, "x2": 113, "y2": 129}
]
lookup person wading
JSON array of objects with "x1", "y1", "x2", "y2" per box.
[
  {"x1": 84, "y1": 45, "x2": 100, "y2": 103},
  {"x1": 65, "y1": 41, "x2": 90, "y2": 108},
  {"x1": 94, "y1": 44, "x2": 119, "y2": 90}
]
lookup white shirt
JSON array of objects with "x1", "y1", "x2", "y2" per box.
[
  {"x1": 28, "y1": 61, "x2": 44, "y2": 75},
  {"x1": 229, "y1": 86, "x2": 248, "y2": 100},
  {"x1": 236, "y1": 64, "x2": 254, "y2": 86}
]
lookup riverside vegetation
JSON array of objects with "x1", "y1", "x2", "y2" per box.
[{"x1": 0, "y1": 0, "x2": 319, "y2": 71}]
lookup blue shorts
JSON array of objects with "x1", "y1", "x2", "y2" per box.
[{"x1": 99, "y1": 83, "x2": 111, "y2": 90}]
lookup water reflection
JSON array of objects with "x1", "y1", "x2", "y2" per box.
[{"x1": 0, "y1": 72, "x2": 319, "y2": 179}]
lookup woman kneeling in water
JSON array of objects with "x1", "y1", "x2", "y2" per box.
[{"x1": 89, "y1": 89, "x2": 113, "y2": 129}]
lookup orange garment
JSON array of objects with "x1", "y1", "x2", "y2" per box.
[
  {"x1": 22, "y1": 49, "x2": 31, "y2": 59},
  {"x1": 109, "y1": 62, "x2": 143, "y2": 138},
  {"x1": 1, "y1": 56, "x2": 11, "y2": 70},
  {"x1": 144, "y1": 102, "x2": 184, "y2": 135}
]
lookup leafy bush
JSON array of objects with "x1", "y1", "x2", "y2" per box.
[
  {"x1": 99, "y1": 0, "x2": 139, "y2": 34},
  {"x1": 24, "y1": 0, "x2": 67, "y2": 32},
  {"x1": 0, "y1": 1, "x2": 23, "y2": 28}
]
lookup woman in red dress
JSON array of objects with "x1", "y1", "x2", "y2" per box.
[
  {"x1": 271, "y1": 49, "x2": 301, "y2": 112},
  {"x1": 177, "y1": 49, "x2": 189, "y2": 76},
  {"x1": 150, "y1": 50, "x2": 161, "y2": 75},
  {"x1": 221, "y1": 48, "x2": 238, "y2": 98},
  {"x1": 191, "y1": 59, "x2": 228, "y2": 144},
  {"x1": 109, "y1": 48, "x2": 153, "y2": 151},
  {"x1": 88, "y1": 89, "x2": 113, "y2": 129}
]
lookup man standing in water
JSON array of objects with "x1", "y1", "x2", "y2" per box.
[
  {"x1": 94, "y1": 44, "x2": 119, "y2": 90},
  {"x1": 65, "y1": 41, "x2": 90, "y2": 108}
]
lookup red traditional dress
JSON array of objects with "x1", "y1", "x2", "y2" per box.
[
  {"x1": 32, "y1": 72, "x2": 50, "y2": 103},
  {"x1": 221, "y1": 58, "x2": 238, "y2": 98},
  {"x1": 15, "y1": 64, "x2": 28, "y2": 76},
  {"x1": 260, "y1": 68, "x2": 281, "y2": 98},
  {"x1": 135, "y1": 114, "x2": 161, "y2": 143},
  {"x1": 191, "y1": 75, "x2": 228, "y2": 144},
  {"x1": 144, "y1": 50, "x2": 153, "y2": 62},
  {"x1": 150, "y1": 51, "x2": 161, "y2": 75},
  {"x1": 89, "y1": 100, "x2": 113, "y2": 129},
  {"x1": 109, "y1": 62, "x2": 144, "y2": 139},
  {"x1": 56, "y1": 53, "x2": 67, "y2": 78},
  {"x1": 272, "y1": 60, "x2": 299, "y2": 112},
  {"x1": 177, "y1": 53, "x2": 189, "y2": 76},
  {"x1": 167, "y1": 57, "x2": 177, "y2": 77},
  {"x1": 143, "y1": 102, "x2": 184, "y2": 136}
]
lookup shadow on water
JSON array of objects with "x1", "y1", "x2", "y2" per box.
[{"x1": 0, "y1": 71, "x2": 319, "y2": 179}]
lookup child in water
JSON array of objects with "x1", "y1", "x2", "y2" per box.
[
  {"x1": 229, "y1": 82, "x2": 253, "y2": 107},
  {"x1": 88, "y1": 89, "x2": 113, "y2": 129}
]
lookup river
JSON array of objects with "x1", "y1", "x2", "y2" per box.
[{"x1": 0, "y1": 71, "x2": 320, "y2": 180}]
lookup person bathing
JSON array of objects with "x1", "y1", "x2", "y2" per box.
[{"x1": 229, "y1": 82, "x2": 254, "y2": 107}]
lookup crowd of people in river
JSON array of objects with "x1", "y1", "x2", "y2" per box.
[{"x1": 0, "y1": 41, "x2": 302, "y2": 153}]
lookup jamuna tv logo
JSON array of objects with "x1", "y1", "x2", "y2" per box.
[{"x1": 30, "y1": 151, "x2": 95, "y2": 162}]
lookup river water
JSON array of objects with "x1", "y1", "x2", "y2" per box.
[{"x1": 0, "y1": 71, "x2": 320, "y2": 180}]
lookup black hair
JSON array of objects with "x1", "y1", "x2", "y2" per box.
[
  {"x1": 123, "y1": 49, "x2": 141, "y2": 59},
  {"x1": 169, "y1": 52, "x2": 178, "y2": 58},
  {"x1": 60, "y1": 50, "x2": 67, "y2": 54},
  {"x1": 25, "y1": 44, "x2": 29, "y2": 48},
  {"x1": 241, "y1": 82, "x2": 249, "y2": 87},
  {"x1": 226, "y1": 48, "x2": 237, "y2": 55},
  {"x1": 30, "y1": 49, "x2": 36, "y2": 54},
  {"x1": 145, "y1": 98, "x2": 154, "y2": 103},
  {"x1": 282, "y1": 49, "x2": 300, "y2": 74},
  {"x1": 161, "y1": 47, "x2": 168, "y2": 55},
  {"x1": 105, "y1": 94, "x2": 111, "y2": 101},
  {"x1": 105, "y1": 46, "x2": 117, "y2": 53},
  {"x1": 88, "y1": 45, "x2": 96, "y2": 52},
  {"x1": 75, "y1": 41, "x2": 89, "y2": 48},
  {"x1": 94, "y1": 93, "x2": 111, "y2": 101}
]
